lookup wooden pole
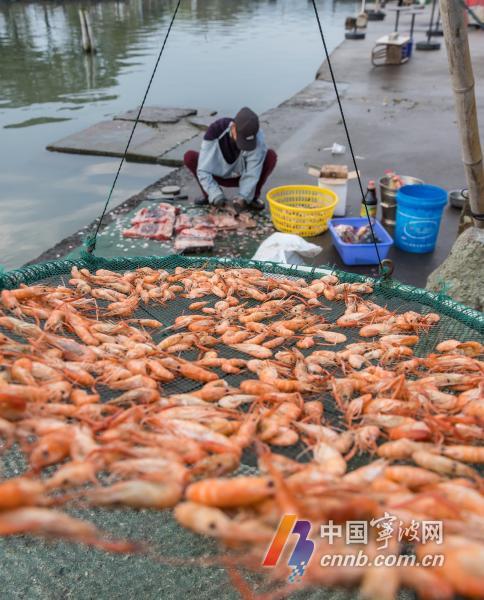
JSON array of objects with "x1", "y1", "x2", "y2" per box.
[
  {"x1": 439, "y1": 0, "x2": 484, "y2": 229},
  {"x1": 79, "y1": 9, "x2": 91, "y2": 53},
  {"x1": 84, "y1": 10, "x2": 96, "y2": 54}
]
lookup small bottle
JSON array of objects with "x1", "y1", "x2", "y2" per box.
[{"x1": 360, "y1": 180, "x2": 378, "y2": 218}]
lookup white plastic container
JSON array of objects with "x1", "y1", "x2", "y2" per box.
[{"x1": 319, "y1": 178, "x2": 348, "y2": 217}]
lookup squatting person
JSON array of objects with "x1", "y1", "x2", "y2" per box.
[{"x1": 184, "y1": 107, "x2": 277, "y2": 212}]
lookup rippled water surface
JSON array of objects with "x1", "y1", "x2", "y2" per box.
[{"x1": 0, "y1": 0, "x2": 354, "y2": 268}]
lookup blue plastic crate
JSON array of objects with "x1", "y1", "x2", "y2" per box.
[{"x1": 328, "y1": 218, "x2": 393, "y2": 265}]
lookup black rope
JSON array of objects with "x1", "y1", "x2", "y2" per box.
[
  {"x1": 87, "y1": 0, "x2": 182, "y2": 253},
  {"x1": 310, "y1": 0, "x2": 388, "y2": 275}
]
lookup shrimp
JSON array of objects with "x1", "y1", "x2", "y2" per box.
[
  {"x1": 189, "y1": 453, "x2": 240, "y2": 479},
  {"x1": 110, "y1": 458, "x2": 188, "y2": 485},
  {"x1": 0, "y1": 478, "x2": 45, "y2": 509},
  {"x1": 436, "y1": 339, "x2": 483, "y2": 357},
  {"x1": 0, "y1": 417, "x2": 15, "y2": 450},
  {"x1": 317, "y1": 330, "x2": 347, "y2": 344},
  {"x1": 109, "y1": 374, "x2": 158, "y2": 390},
  {"x1": 376, "y1": 439, "x2": 431, "y2": 460},
  {"x1": 29, "y1": 430, "x2": 72, "y2": 471},
  {"x1": 218, "y1": 394, "x2": 257, "y2": 409},
  {"x1": 302, "y1": 400, "x2": 324, "y2": 424},
  {"x1": 186, "y1": 476, "x2": 274, "y2": 508},
  {"x1": 174, "y1": 502, "x2": 273, "y2": 542},
  {"x1": 146, "y1": 360, "x2": 175, "y2": 382},
  {"x1": 258, "y1": 365, "x2": 303, "y2": 393},
  {"x1": 170, "y1": 361, "x2": 218, "y2": 383},
  {"x1": 230, "y1": 343, "x2": 273, "y2": 359},
  {"x1": 312, "y1": 441, "x2": 347, "y2": 476},
  {"x1": 430, "y1": 482, "x2": 484, "y2": 517},
  {"x1": 44, "y1": 461, "x2": 99, "y2": 490},
  {"x1": 0, "y1": 508, "x2": 137, "y2": 553},
  {"x1": 63, "y1": 311, "x2": 99, "y2": 346},
  {"x1": 379, "y1": 334, "x2": 419, "y2": 347},
  {"x1": 384, "y1": 465, "x2": 442, "y2": 489},
  {"x1": 342, "y1": 459, "x2": 387, "y2": 486},
  {"x1": 193, "y1": 379, "x2": 232, "y2": 402},
  {"x1": 105, "y1": 294, "x2": 139, "y2": 317},
  {"x1": 419, "y1": 536, "x2": 484, "y2": 599},
  {"x1": 162, "y1": 419, "x2": 238, "y2": 454},
  {"x1": 107, "y1": 388, "x2": 160, "y2": 406},
  {"x1": 397, "y1": 566, "x2": 453, "y2": 600},
  {"x1": 85, "y1": 480, "x2": 182, "y2": 508},
  {"x1": 412, "y1": 450, "x2": 481, "y2": 481},
  {"x1": 440, "y1": 445, "x2": 484, "y2": 464}
]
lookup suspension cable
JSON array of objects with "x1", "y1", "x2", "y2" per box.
[
  {"x1": 87, "y1": 0, "x2": 182, "y2": 253},
  {"x1": 310, "y1": 0, "x2": 389, "y2": 275}
]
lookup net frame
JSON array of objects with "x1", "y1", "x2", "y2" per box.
[{"x1": 0, "y1": 254, "x2": 482, "y2": 600}]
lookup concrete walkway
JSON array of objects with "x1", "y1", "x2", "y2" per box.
[{"x1": 32, "y1": 5, "x2": 484, "y2": 290}]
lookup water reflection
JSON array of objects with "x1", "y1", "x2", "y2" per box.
[
  {"x1": 0, "y1": 0, "x2": 355, "y2": 268},
  {"x1": 0, "y1": 0, "x2": 353, "y2": 111}
]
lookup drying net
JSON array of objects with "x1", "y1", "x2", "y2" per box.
[{"x1": 0, "y1": 254, "x2": 482, "y2": 600}]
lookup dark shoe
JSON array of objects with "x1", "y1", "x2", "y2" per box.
[{"x1": 194, "y1": 196, "x2": 209, "y2": 206}]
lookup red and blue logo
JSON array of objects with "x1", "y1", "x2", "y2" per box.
[{"x1": 262, "y1": 514, "x2": 314, "y2": 582}]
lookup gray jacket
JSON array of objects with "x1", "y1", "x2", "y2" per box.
[{"x1": 196, "y1": 121, "x2": 267, "y2": 203}]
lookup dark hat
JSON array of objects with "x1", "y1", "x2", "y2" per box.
[{"x1": 233, "y1": 107, "x2": 259, "y2": 151}]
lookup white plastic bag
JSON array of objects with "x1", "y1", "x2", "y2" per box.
[{"x1": 252, "y1": 233, "x2": 322, "y2": 265}]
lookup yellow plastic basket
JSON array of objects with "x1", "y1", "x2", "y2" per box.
[{"x1": 266, "y1": 184, "x2": 339, "y2": 237}]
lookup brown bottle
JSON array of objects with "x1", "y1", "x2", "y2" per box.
[{"x1": 360, "y1": 180, "x2": 378, "y2": 218}]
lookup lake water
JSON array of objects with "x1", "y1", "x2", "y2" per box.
[{"x1": 0, "y1": 0, "x2": 355, "y2": 269}]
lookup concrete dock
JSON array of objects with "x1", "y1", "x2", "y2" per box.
[
  {"x1": 35, "y1": 5, "x2": 484, "y2": 290},
  {"x1": 46, "y1": 107, "x2": 213, "y2": 166}
]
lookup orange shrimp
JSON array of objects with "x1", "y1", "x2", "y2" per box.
[
  {"x1": 86, "y1": 480, "x2": 182, "y2": 508},
  {"x1": 440, "y1": 445, "x2": 484, "y2": 464},
  {"x1": 0, "y1": 478, "x2": 45, "y2": 509},
  {"x1": 29, "y1": 430, "x2": 72, "y2": 471},
  {"x1": 109, "y1": 375, "x2": 158, "y2": 390},
  {"x1": 110, "y1": 458, "x2": 188, "y2": 485},
  {"x1": 185, "y1": 381, "x2": 228, "y2": 404},
  {"x1": 44, "y1": 461, "x2": 99, "y2": 490},
  {"x1": 105, "y1": 294, "x2": 139, "y2": 317},
  {"x1": 71, "y1": 389, "x2": 100, "y2": 406},
  {"x1": 419, "y1": 536, "x2": 484, "y2": 599},
  {"x1": 174, "y1": 501, "x2": 273, "y2": 542},
  {"x1": 189, "y1": 453, "x2": 240, "y2": 479},
  {"x1": 411, "y1": 450, "x2": 480, "y2": 481},
  {"x1": 0, "y1": 507, "x2": 137, "y2": 553},
  {"x1": 146, "y1": 360, "x2": 175, "y2": 382},
  {"x1": 384, "y1": 465, "x2": 442, "y2": 489},
  {"x1": 62, "y1": 311, "x2": 99, "y2": 346},
  {"x1": 186, "y1": 476, "x2": 274, "y2": 507},
  {"x1": 230, "y1": 343, "x2": 273, "y2": 359}
]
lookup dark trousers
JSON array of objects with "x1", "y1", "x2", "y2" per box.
[{"x1": 183, "y1": 148, "x2": 278, "y2": 201}]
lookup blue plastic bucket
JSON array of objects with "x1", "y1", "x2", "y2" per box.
[{"x1": 395, "y1": 184, "x2": 447, "y2": 253}]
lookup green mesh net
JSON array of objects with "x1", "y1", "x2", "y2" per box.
[{"x1": 0, "y1": 254, "x2": 482, "y2": 599}]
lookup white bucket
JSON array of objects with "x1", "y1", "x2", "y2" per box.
[{"x1": 319, "y1": 178, "x2": 347, "y2": 217}]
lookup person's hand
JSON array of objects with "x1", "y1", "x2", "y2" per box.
[
  {"x1": 210, "y1": 193, "x2": 227, "y2": 208},
  {"x1": 233, "y1": 196, "x2": 248, "y2": 213}
]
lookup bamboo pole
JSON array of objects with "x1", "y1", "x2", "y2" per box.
[
  {"x1": 84, "y1": 10, "x2": 96, "y2": 54},
  {"x1": 439, "y1": 0, "x2": 484, "y2": 229},
  {"x1": 79, "y1": 9, "x2": 91, "y2": 53}
]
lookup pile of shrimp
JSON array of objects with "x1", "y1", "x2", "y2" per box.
[{"x1": 0, "y1": 265, "x2": 482, "y2": 599}]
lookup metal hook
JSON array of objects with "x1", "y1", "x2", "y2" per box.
[{"x1": 379, "y1": 259, "x2": 394, "y2": 278}]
